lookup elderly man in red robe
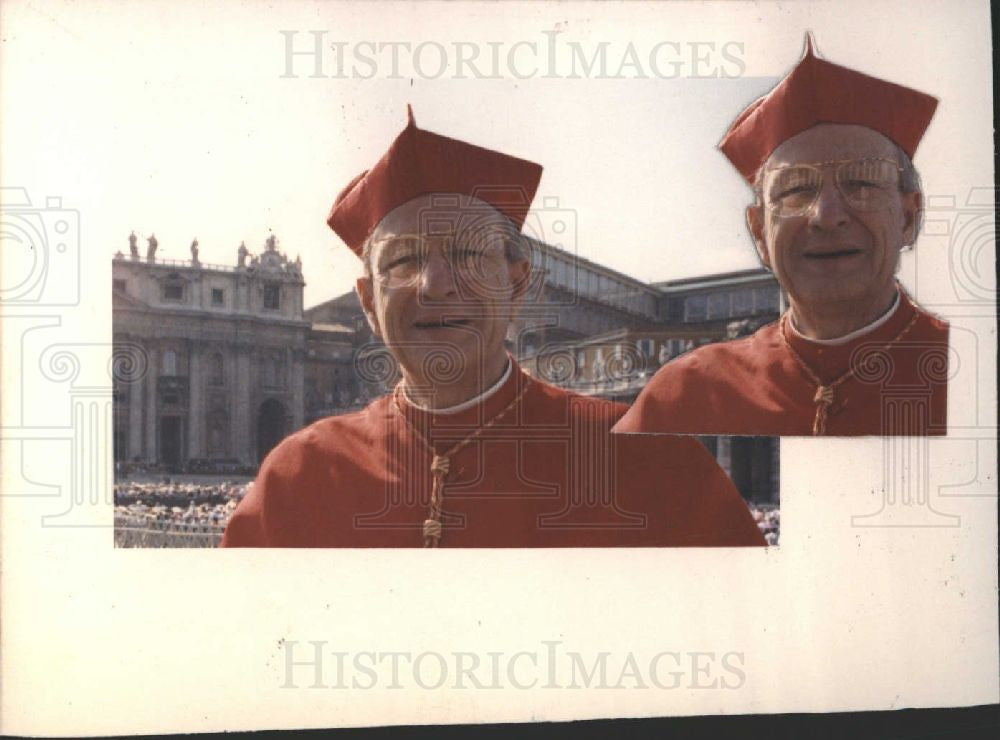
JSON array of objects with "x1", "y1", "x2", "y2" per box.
[
  {"x1": 614, "y1": 36, "x2": 949, "y2": 438},
  {"x1": 222, "y1": 107, "x2": 764, "y2": 548}
]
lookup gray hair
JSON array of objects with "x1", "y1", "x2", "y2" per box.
[
  {"x1": 895, "y1": 143, "x2": 923, "y2": 238},
  {"x1": 895, "y1": 143, "x2": 922, "y2": 195}
]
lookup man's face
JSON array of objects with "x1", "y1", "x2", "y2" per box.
[
  {"x1": 747, "y1": 124, "x2": 920, "y2": 313},
  {"x1": 356, "y1": 194, "x2": 529, "y2": 394}
]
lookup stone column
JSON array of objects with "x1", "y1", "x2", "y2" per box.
[
  {"x1": 145, "y1": 345, "x2": 159, "y2": 462},
  {"x1": 188, "y1": 345, "x2": 203, "y2": 460},
  {"x1": 716, "y1": 435, "x2": 733, "y2": 480},
  {"x1": 194, "y1": 273, "x2": 204, "y2": 310},
  {"x1": 770, "y1": 438, "x2": 781, "y2": 503},
  {"x1": 233, "y1": 347, "x2": 253, "y2": 465},
  {"x1": 128, "y1": 342, "x2": 146, "y2": 461},
  {"x1": 290, "y1": 345, "x2": 305, "y2": 432}
]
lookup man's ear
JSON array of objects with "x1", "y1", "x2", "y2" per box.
[
  {"x1": 355, "y1": 277, "x2": 382, "y2": 339},
  {"x1": 900, "y1": 190, "x2": 922, "y2": 246},
  {"x1": 746, "y1": 205, "x2": 772, "y2": 269},
  {"x1": 508, "y1": 257, "x2": 531, "y2": 302}
]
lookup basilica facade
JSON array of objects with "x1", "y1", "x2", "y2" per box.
[{"x1": 112, "y1": 234, "x2": 307, "y2": 470}]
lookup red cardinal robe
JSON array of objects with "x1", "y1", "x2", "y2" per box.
[
  {"x1": 613, "y1": 287, "x2": 948, "y2": 437},
  {"x1": 222, "y1": 362, "x2": 764, "y2": 547}
]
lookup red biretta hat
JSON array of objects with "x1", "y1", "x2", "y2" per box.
[
  {"x1": 327, "y1": 106, "x2": 544, "y2": 256},
  {"x1": 719, "y1": 34, "x2": 938, "y2": 183}
]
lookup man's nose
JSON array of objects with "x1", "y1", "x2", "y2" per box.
[
  {"x1": 418, "y1": 249, "x2": 458, "y2": 300},
  {"x1": 807, "y1": 177, "x2": 850, "y2": 229}
]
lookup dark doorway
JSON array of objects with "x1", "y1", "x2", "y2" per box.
[
  {"x1": 257, "y1": 399, "x2": 286, "y2": 463},
  {"x1": 730, "y1": 436, "x2": 778, "y2": 503},
  {"x1": 159, "y1": 416, "x2": 183, "y2": 469}
]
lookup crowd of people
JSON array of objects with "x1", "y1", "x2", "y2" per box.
[
  {"x1": 116, "y1": 460, "x2": 258, "y2": 478},
  {"x1": 749, "y1": 505, "x2": 780, "y2": 546},
  {"x1": 114, "y1": 480, "x2": 251, "y2": 547},
  {"x1": 114, "y1": 477, "x2": 779, "y2": 547}
]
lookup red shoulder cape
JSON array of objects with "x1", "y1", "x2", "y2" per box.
[
  {"x1": 222, "y1": 363, "x2": 764, "y2": 547},
  {"x1": 613, "y1": 289, "x2": 948, "y2": 436}
]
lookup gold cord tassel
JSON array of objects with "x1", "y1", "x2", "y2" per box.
[
  {"x1": 812, "y1": 385, "x2": 835, "y2": 436},
  {"x1": 394, "y1": 371, "x2": 531, "y2": 548},
  {"x1": 422, "y1": 455, "x2": 450, "y2": 548},
  {"x1": 780, "y1": 307, "x2": 922, "y2": 437}
]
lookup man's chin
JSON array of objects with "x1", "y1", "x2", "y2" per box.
[
  {"x1": 396, "y1": 345, "x2": 483, "y2": 385},
  {"x1": 790, "y1": 281, "x2": 884, "y2": 311}
]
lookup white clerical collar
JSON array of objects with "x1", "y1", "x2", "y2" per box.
[
  {"x1": 789, "y1": 291, "x2": 901, "y2": 346},
  {"x1": 402, "y1": 358, "x2": 513, "y2": 415}
]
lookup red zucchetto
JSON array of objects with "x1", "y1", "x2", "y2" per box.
[
  {"x1": 327, "y1": 105, "x2": 544, "y2": 256},
  {"x1": 719, "y1": 33, "x2": 939, "y2": 183}
]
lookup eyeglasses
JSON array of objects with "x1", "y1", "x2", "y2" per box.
[
  {"x1": 371, "y1": 232, "x2": 510, "y2": 289},
  {"x1": 761, "y1": 157, "x2": 904, "y2": 217}
]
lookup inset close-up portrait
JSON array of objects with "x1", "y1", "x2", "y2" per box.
[{"x1": 613, "y1": 35, "x2": 950, "y2": 438}]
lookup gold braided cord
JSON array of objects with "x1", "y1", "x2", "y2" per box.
[
  {"x1": 391, "y1": 376, "x2": 532, "y2": 547},
  {"x1": 779, "y1": 310, "x2": 921, "y2": 435}
]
